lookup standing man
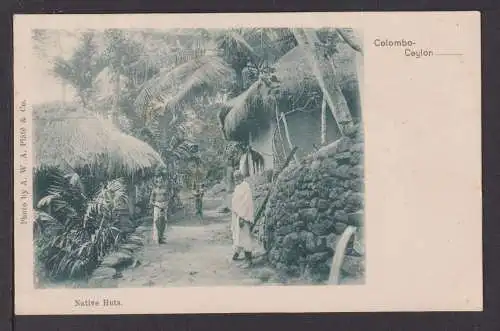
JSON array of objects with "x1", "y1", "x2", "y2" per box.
[
  {"x1": 231, "y1": 170, "x2": 255, "y2": 268},
  {"x1": 149, "y1": 167, "x2": 169, "y2": 244}
]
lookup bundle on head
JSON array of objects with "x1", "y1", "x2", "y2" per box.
[
  {"x1": 233, "y1": 170, "x2": 244, "y2": 184},
  {"x1": 239, "y1": 147, "x2": 265, "y2": 177}
]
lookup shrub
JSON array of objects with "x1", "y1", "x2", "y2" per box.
[{"x1": 34, "y1": 170, "x2": 128, "y2": 281}]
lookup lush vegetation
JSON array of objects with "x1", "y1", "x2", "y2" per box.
[
  {"x1": 34, "y1": 169, "x2": 127, "y2": 280},
  {"x1": 32, "y1": 27, "x2": 362, "y2": 281}
]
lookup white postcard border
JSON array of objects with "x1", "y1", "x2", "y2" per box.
[{"x1": 14, "y1": 11, "x2": 482, "y2": 315}]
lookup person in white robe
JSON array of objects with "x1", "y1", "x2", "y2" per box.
[{"x1": 231, "y1": 170, "x2": 256, "y2": 267}]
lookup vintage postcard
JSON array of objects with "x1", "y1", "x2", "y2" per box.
[{"x1": 14, "y1": 12, "x2": 482, "y2": 315}]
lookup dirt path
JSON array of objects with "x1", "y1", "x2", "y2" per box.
[
  {"x1": 39, "y1": 197, "x2": 360, "y2": 289},
  {"x1": 116, "y1": 198, "x2": 271, "y2": 288}
]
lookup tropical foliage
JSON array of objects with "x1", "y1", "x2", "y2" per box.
[
  {"x1": 34, "y1": 169, "x2": 128, "y2": 280},
  {"x1": 31, "y1": 27, "x2": 362, "y2": 281},
  {"x1": 51, "y1": 32, "x2": 104, "y2": 109}
]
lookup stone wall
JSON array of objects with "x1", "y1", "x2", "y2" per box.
[
  {"x1": 245, "y1": 170, "x2": 273, "y2": 245},
  {"x1": 88, "y1": 217, "x2": 149, "y2": 288},
  {"x1": 261, "y1": 126, "x2": 365, "y2": 283}
]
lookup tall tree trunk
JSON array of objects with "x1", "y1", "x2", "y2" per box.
[
  {"x1": 291, "y1": 28, "x2": 353, "y2": 135},
  {"x1": 355, "y1": 50, "x2": 364, "y2": 118},
  {"x1": 56, "y1": 31, "x2": 67, "y2": 107},
  {"x1": 235, "y1": 68, "x2": 244, "y2": 94},
  {"x1": 231, "y1": 67, "x2": 245, "y2": 98},
  {"x1": 321, "y1": 96, "x2": 327, "y2": 145},
  {"x1": 111, "y1": 70, "x2": 120, "y2": 124},
  {"x1": 61, "y1": 84, "x2": 66, "y2": 105},
  {"x1": 223, "y1": 67, "x2": 244, "y2": 209},
  {"x1": 281, "y1": 113, "x2": 299, "y2": 163},
  {"x1": 226, "y1": 164, "x2": 235, "y2": 192}
]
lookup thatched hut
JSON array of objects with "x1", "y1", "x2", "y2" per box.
[
  {"x1": 219, "y1": 39, "x2": 364, "y2": 265},
  {"x1": 221, "y1": 42, "x2": 362, "y2": 169},
  {"x1": 33, "y1": 104, "x2": 165, "y2": 217},
  {"x1": 33, "y1": 105, "x2": 163, "y2": 176}
]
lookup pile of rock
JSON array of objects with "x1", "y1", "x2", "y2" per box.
[
  {"x1": 262, "y1": 126, "x2": 365, "y2": 282},
  {"x1": 88, "y1": 225, "x2": 147, "y2": 288},
  {"x1": 246, "y1": 170, "x2": 273, "y2": 214}
]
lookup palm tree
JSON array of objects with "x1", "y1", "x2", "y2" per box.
[
  {"x1": 133, "y1": 30, "x2": 236, "y2": 194},
  {"x1": 35, "y1": 169, "x2": 130, "y2": 280},
  {"x1": 32, "y1": 29, "x2": 81, "y2": 108},
  {"x1": 133, "y1": 29, "x2": 292, "y2": 172},
  {"x1": 51, "y1": 31, "x2": 105, "y2": 109},
  {"x1": 134, "y1": 28, "x2": 295, "y2": 116},
  {"x1": 98, "y1": 30, "x2": 146, "y2": 124},
  {"x1": 135, "y1": 28, "x2": 362, "y2": 137},
  {"x1": 290, "y1": 28, "x2": 355, "y2": 135},
  {"x1": 133, "y1": 28, "x2": 362, "y2": 198},
  {"x1": 55, "y1": 31, "x2": 66, "y2": 105}
]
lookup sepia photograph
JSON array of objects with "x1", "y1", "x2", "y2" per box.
[
  {"x1": 14, "y1": 12, "x2": 481, "y2": 315},
  {"x1": 30, "y1": 27, "x2": 364, "y2": 289}
]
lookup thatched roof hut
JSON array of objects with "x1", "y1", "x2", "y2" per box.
[
  {"x1": 33, "y1": 105, "x2": 164, "y2": 178},
  {"x1": 221, "y1": 43, "x2": 361, "y2": 142},
  {"x1": 221, "y1": 80, "x2": 274, "y2": 141}
]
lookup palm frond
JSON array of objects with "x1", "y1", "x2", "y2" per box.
[
  {"x1": 66, "y1": 173, "x2": 86, "y2": 194},
  {"x1": 34, "y1": 210, "x2": 63, "y2": 237},
  {"x1": 226, "y1": 30, "x2": 258, "y2": 59},
  {"x1": 52, "y1": 58, "x2": 77, "y2": 85},
  {"x1": 164, "y1": 57, "x2": 234, "y2": 111},
  {"x1": 134, "y1": 55, "x2": 234, "y2": 113},
  {"x1": 240, "y1": 28, "x2": 296, "y2": 63},
  {"x1": 36, "y1": 194, "x2": 60, "y2": 209},
  {"x1": 336, "y1": 28, "x2": 363, "y2": 54},
  {"x1": 222, "y1": 79, "x2": 276, "y2": 140}
]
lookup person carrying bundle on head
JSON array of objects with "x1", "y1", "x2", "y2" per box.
[
  {"x1": 231, "y1": 170, "x2": 256, "y2": 268},
  {"x1": 149, "y1": 167, "x2": 169, "y2": 244}
]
